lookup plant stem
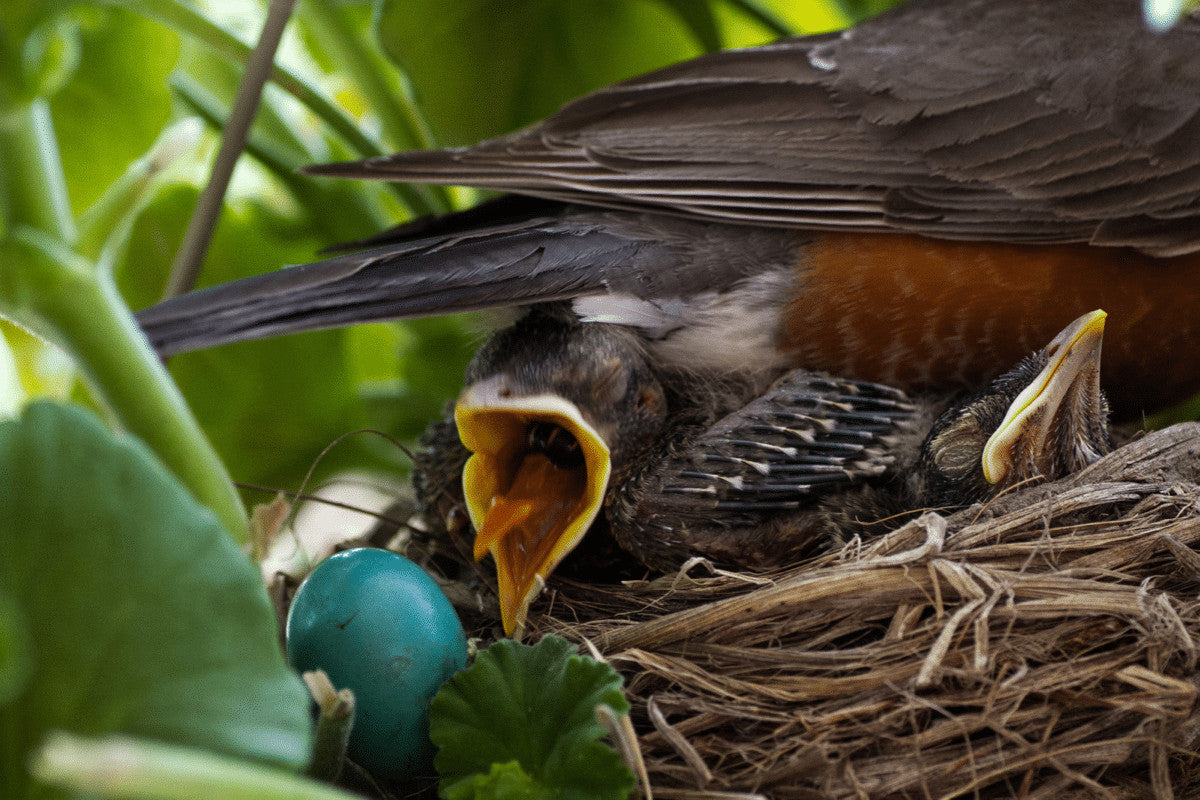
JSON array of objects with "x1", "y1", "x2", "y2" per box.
[
  {"x1": 0, "y1": 100, "x2": 76, "y2": 242},
  {"x1": 300, "y1": 0, "x2": 433, "y2": 153},
  {"x1": 163, "y1": 0, "x2": 297, "y2": 299},
  {"x1": 32, "y1": 732, "x2": 364, "y2": 800},
  {"x1": 77, "y1": 119, "x2": 204, "y2": 272},
  {"x1": 0, "y1": 227, "x2": 249, "y2": 540},
  {"x1": 301, "y1": 670, "x2": 355, "y2": 783},
  {"x1": 0, "y1": 99, "x2": 248, "y2": 539},
  {"x1": 125, "y1": 0, "x2": 444, "y2": 219},
  {"x1": 169, "y1": 73, "x2": 392, "y2": 238}
]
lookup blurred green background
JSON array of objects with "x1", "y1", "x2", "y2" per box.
[{"x1": 0, "y1": 0, "x2": 896, "y2": 508}]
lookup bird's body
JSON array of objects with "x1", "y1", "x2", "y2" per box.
[
  {"x1": 781, "y1": 234, "x2": 1200, "y2": 415},
  {"x1": 138, "y1": 199, "x2": 1200, "y2": 415},
  {"x1": 139, "y1": 0, "x2": 1200, "y2": 416}
]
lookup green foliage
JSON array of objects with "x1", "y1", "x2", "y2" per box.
[
  {"x1": 450, "y1": 761, "x2": 544, "y2": 800},
  {"x1": 114, "y1": 184, "x2": 389, "y2": 490},
  {"x1": 0, "y1": 1, "x2": 73, "y2": 106},
  {"x1": 430, "y1": 635, "x2": 634, "y2": 800},
  {"x1": 831, "y1": 0, "x2": 906, "y2": 24},
  {"x1": 376, "y1": 0, "x2": 703, "y2": 146},
  {"x1": 50, "y1": 7, "x2": 178, "y2": 217},
  {"x1": 32, "y1": 733, "x2": 365, "y2": 800},
  {"x1": 0, "y1": 328, "x2": 23, "y2": 415},
  {"x1": 0, "y1": 590, "x2": 33, "y2": 705},
  {"x1": 0, "y1": 401, "x2": 311, "y2": 799},
  {"x1": 2, "y1": 0, "x2": 870, "y2": 511},
  {"x1": 0, "y1": 2, "x2": 874, "y2": 797}
]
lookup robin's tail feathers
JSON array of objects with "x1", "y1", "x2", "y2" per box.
[{"x1": 136, "y1": 210, "x2": 666, "y2": 356}]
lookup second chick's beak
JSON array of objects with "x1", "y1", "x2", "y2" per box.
[
  {"x1": 921, "y1": 309, "x2": 1112, "y2": 506},
  {"x1": 982, "y1": 309, "x2": 1109, "y2": 489},
  {"x1": 453, "y1": 312, "x2": 667, "y2": 636}
]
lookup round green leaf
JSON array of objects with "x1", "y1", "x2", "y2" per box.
[
  {"x1": 0, "y1": 401, "x2": 312, "y2": 798},
  {"x1": 430, "y1": 635, "x2": 634, "y2": 800},
  {"x1": 0, "y1": 0, "x2": 72, "y2": 105}
]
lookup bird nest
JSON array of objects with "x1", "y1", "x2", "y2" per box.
[{"x1": 419, "y1": 422, "x2": 1200, "y2": 800}]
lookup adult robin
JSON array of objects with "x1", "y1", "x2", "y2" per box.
[
  {"x1": 415, "y1": 309, "x2": 1110, "y2": 634},
  {"x1": 138, "y1": 0, "x2": 1200, "y2": 420}
]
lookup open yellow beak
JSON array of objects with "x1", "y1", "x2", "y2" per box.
[
  {"x1": 982, "y1": 309, "x2": 1107, "y2": 486},
  {"x1": 455, "y1": 377, "x2": 612, "y2": 636}
]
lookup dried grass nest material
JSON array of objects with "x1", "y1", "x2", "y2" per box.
[{"x1": 505, "y1": 423, "x2": 1200, "y2": 800}]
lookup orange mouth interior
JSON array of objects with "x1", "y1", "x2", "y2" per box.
[{"x1": 456, "y1": 397, "x2": 611, "y2": 636}]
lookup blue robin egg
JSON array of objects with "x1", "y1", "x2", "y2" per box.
[{"x1": 286, "y1": 548, "x2": 468, "y2": 778}]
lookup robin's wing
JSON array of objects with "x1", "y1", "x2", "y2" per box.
[
  {"x1": 307, "y1": 0, "x2": 1200, "y2": 255},
  {"x1": 135, "y1": 201, "x2": 723, "y2": 355},
  {"x1": 609, "y1": 372, "x2": 921, "y2": 567}
]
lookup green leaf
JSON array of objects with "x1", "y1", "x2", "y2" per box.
[
  {"x1": 660, "y1": 0, "x2": 723, "y2": 52},
  {"x1": 0, "y1": 0, "x2": 73, "y2": 106},
  {"x1": 0, "y1": 401, "x2": 311, "y2": 798},
  {"x1": 298, "y1": 0, "x2": 440, "y2": 162},
  {"x1": 828, "y1": 0, "x2": 906, "y2": 26},
  {"x1": 76, "y1": 117, "x2": 205, "y2": 272},
  {"x1": 375, "y1": 0, "x2": 701, "y2": 146},
  {"x1": 122, "y1": 0, "x2": 398, "y2": 177},
  {"x1": 0, "y1": 589, "x2": 33, "y2": 705},
  {"x1": 0, "y1": 225, "x2": 250, "y2": 542},
  {"x1": 370, "y1": 316, "x2": 478, "y2": 442},
  {"x1": 430, "y1": 635, "x2": 634, "y2": 800},
  {"x1": 0, "y1": 325, "x2": 24, "y2": 416},
  {"x1": 50, "y1": 6, "x2": 178, "y2": 218},
  {"x1": 449, "y1": 760, "x2": 542, "y2": 800},
  {"x1": 33, "y1": 733, "x2": 364, "y2": 800},
  {"x1": 166, "y1": 68, "x2": 396, "y2": 242},
  {"x1": 14, "y1": 12, "x2": 81, "y2": 104},
  {"x1": 720, "y1": 0, "x2": 827, "y2": 37},
  {"x1": 0, "y1": 321, "x2": 76, "y2": 403}
]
